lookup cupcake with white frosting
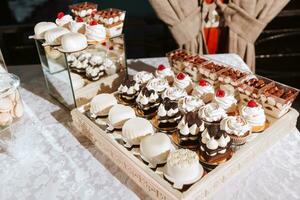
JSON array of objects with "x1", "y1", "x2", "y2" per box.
[
  {"x1": 178, "y1": 95, "x2": 204, "y2": 114},
  {"x1": 174, "y1": 72, "x2": 193, "y2": 94},
  {"x1": 136, "y1": 87, "x2": 161, "y2": 117},
  {"x1": 146, "y1": 78, "x2": 169, "y2": 95},
  {"x1": 133, "y1": 71, "x2": 154, "y2": 85},
  {"x1": 117, "y1": 79, "x2": 141, "y2": 104},
  {"x1": 192, "y1": 79, "x2": 215, "y2": 103},
  {"x1": 220, "y1": 116, "x2": 251, "y2": 145},
  {"x1": 85, "y1": 20, "x2": 106, "y2": 42},
  {"x1": 55, "y1": 12, "x2": 73, "y2": 27},
  {"x1": 155, "y1": 64, "x2": 174, "y2": 84},
  {"x1": 213, "y1": 88, "x2": 237, "y2": 115},
  {"x1": 69, "y1": 17, "x2": 85, "y2": 33},
  {"x1": 240, "y1": 100, "x2": 267, "y2": 133},
  {"x1": 198, "y1": 103, "x2": 227, "y2": 123},
  {"x1": 162, "y1": 87, "x2": 187, "y2": 101}
]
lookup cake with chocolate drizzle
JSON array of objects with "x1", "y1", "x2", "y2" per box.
[
  {"x1": 117, "y1": 79, "x2": 140, "y2": 104},
  {"x1": 136, "y1": 87, "x2": 161, "y2": 117},
  {"x1": 177, "y1": 111, "x2": 205, "y2": 148},
  {"x1": 157, "y1": 98, "x2": 182, "y2": 130}
]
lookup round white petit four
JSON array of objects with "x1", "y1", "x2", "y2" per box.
[
  {"x1": 60, "y1": 33, "x2": 88, "y2": 52},
  {"x1": 90, "y1": 93, "x2": 117, "y2": 117},
  {"x1": 33, "y1": 22, "x2": 57, "y2": 39},
  {"x1": 108, "y1": 104, "x2": 136, "y2": 130},
  {"x1": 165, "y1": 149, "x2": 203, "y2": 187},
  {"x1": 140, "y1": 132, "x2": 172, "y2": 167},
  {"x1": 122, "y1": 117, "x2": 154, "y2": 147},
  {"x1": 44, "y1": 27, "x2": 70, "y2": 45}
]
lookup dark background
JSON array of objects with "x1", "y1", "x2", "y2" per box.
[{"x1": 0, "y1": 0, "x2": 299, "y2": 112}]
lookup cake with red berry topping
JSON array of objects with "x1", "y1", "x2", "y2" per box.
[
  {"x1": 93, "y1": 9, "x2": 126, "y2": 37},
  {"x1": 155, "y1": 64, "x2": 174, "y2": 84},
  {"x1": 240, "y1": 100, "x2": 267, "y2": 132},
  {"x1": 192, "y1": 79, "x2": 215, "y2": 103},
  {"x1": 174, "y1": 72, "x2": 193, "y2": 94},
  {"x1": 69, "y1": 2, "x2": 97, "y2": 22},
  {"x1": 55, "y1": 12, "x2": 73, "y2": 27},
  {"x1": 85, "y1": 20, "x2": 106, "y2": 42},
  {"x1": 69, "y1": 17, "x2": 86, "y2": 33},
  {"x1": 213, "y1": 88, "x2": 237, "y2": 115}
]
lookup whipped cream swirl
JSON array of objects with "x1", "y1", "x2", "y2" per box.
[
  {"x1": 146, "y1": 78, "x2": 169, "y2": 93},
  {"x1": 220, "y1": 116, "x2": 250, "y2": 136},
  {"x1": 133, "y1": 71, "x2": 154, "y2": 85},
  {"x1": 214, "y1": 89, "x2": 237, "y2": 111},
  {"x1": 174, "y1": 74, "x2": 191, "y2": 90},
  {"x1": 69, "y1": 21, "x2": 85, "y2": 33},
  {"x1": 85, "y1": 24, "x2": 106, "y2": 42},
  {"x1": 178, "y1": 96, "x2": 204, "y2": 113},
  {"x1": 155, "y1": 67, "x2": 174, "y2": 79},
  {"x1": 198, "y1": 103, "x2": 227, "y2": 122},
  {"x1": 56, "y1": 15, "x2": 73, "y2": 27},
  {"x1": 162, "y1": 87, "x2": 187, "y2": 101},
  {"x1": 192, "y1": 83, "x2": 214, "y2": 98},
  {"x1": 241, "y1": 104, "x2": 266, "y2": 127}
]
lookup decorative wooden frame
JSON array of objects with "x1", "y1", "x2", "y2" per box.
[{"x1": 71, "y1": 107, "x2": 298, "y2": 200}]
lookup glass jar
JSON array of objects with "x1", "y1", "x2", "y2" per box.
[{"x1": 0, "y1": 73, "x2": 24, "y2": 129}]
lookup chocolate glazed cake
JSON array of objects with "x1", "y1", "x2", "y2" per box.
[
  {"x1": 157, "y1": 98, "x2": 182, "y2": 129},
  {"x1": 199, "y1": 122, "x2": 232, "y2": 164},
  {"x1": 177, "y1": 111, "x2": 205, "y2": 148},
  {"x1": 136, "y1": 87, "x2": 161, "y2": 117}
]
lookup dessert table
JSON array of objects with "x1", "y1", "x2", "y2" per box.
[{"x1": 0, "y1": 55, "x2": 299, "y2": 200}]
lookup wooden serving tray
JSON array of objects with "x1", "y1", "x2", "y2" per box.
[{"x1": 71, "y1": 106, "x2": 298, "y2": 200}]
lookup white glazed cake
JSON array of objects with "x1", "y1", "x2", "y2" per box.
[
  {"x1": 165, "y1": 149, "x2": 203, "y2": 183},
  {"x1": 108, "y1": 104, "x2": 136, "y2": 129},
  {"x1": 44, "y1": 27, "x2": 70, "y2": 45},
  {"x1": 33, "y1": 22, "x2": 57, "y2": 39},
  {"x1": 122, "y1": 117, "x2": 154, "y2": 147},
  {"x1": 90, "y1": 93, "x2": 117, "y2": 117},
  {"x1": 140, "y1": 132, "x2": 172, "y2": 166},
  {"x1": 60, "y1": 32, "x2": 88, "y2": 52}
]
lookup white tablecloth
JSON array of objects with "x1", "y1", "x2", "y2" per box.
[{"x1": 0, "y1": 55, "x2": 299, "y2": 200}]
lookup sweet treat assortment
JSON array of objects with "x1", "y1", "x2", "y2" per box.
[{"x1": 167, "y1": 49, "x2": 299, "y2": 119}]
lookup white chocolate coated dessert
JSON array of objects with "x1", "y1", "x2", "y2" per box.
[
  {"x1": 60, "y1": 33, "x2": 87, "y2": 52},
  {"x1": 33, "y1": 22, "x2": 57, "y2": 39},
  {"x1": 44, "y1": 27, "x2": 70, "y2": 45},
  {"x1": 90, "y1": 93, "x2": 117, "y2": 117},
  {"x1": 108, "y1": 104, "x2": 136, "y2": 129}
]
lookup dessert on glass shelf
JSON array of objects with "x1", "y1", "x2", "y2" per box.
[
  {"x1": 155, "y1": 64, "x2": 174, "y2": 84},
  {"x1": 136, "y1": 87, "x2": 161, "y2": 118},
  {"x1": 90, "y1": 93, "x2": 117, "y2": 118},
  {"x1": 213, "y1": 88, "x2": 238, "y2": 115},
  {"x1": 93, "y1": 9, "x2": 126, "y2": 37},
  {"x1": 85, "y1": 20, "x2": 107, "y2": 43},
  {"x1": 146, "y1": 78, "x2": 169, "y2": 95},
  {"x1": 220, "y1": 116, "x2": 251, "y2": 145},
  {"x1": 121, "y1": 117, "x2": 154, "y2": 148},
  {"x1": 238, "y1": 75, "x2": 273, "y2": 104},
  {"x1": 199, "y1": 61, "x2": 227, "y2": 84},
  {"x1": 176, "y1": 111, "x2": 205, "y2": 148},
  {"x1": 260, "y1": 82, "x2": 299, "y2": 118},
  {"x1": 85, "y1": 55, "x2": 105, "y2": 80},
  {"x1": 69, "y1": 2, "x2": 97, "y2": 22},
  {"x1": 218, "y1": 67, "x2": 249, "y2": 87},
  {"x1": 178, "y1": 95, "x2": 204, "y2": 114},
  {"x1": 164, "y1": 149, "x2": 204, "y2": 189},
  {"x1": 140, "y1": 132, "x2": 173, "y2": 168},
  {"x1": 68, "y1": 17, "x2": 85, "y2": 33},
  {"x1": 192, "y1": 79, "x2": 215, "y2": 103},
  {"x1": 133, "y1": 71, "x2": 154, "y2": 86},
  {"x1": 240, "y1": 100, "x2": 267, "y2": 133},
  {"x1": 117, "y1": 79, "x2": 141, "y2": 104},
  {"x1": 156, "y1": 98, "x2": 182, "y2": 131},
  {"x1": 107, "y1": 104, "x2": 136, "y2": 131},
  {"x1": 67, "y1": 52, "x2": 91, "y2": 73},
  {"x1": 32, "y1": 22, "x2": 57, "y2": 39},
  {"x1": 162, "y1": 87, "x2": 187, "y2": 101},
  {"x1": 166, "y1": 49, "x2": 189, "y2": 73},
  {"x1": 55, "y1": 12, "x2": 73, "y2": 27},
  {"x1": 44, "y1": 27, "x2": 70, "y2": 45},
  {"x1": 173, "y1": 72, "x2": 193, "y2": 94}
]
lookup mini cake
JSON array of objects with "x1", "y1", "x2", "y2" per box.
[
  {"x1": 185, "y1": 56, "x2": 208, "y2": 82},
  {"x1": 60, "y1": 32, "x2": 88, "y2": 52},
  {"x1": 108, "y1": 104, "x2": 136, "y2": 130},
  {"x1": 133, "y1": 71, "x2": 154, "y2": 85},
  {"x1": 238, "y1": 75, "x2": 273, "y2": 104},
  {"x1": 67, "y1": 52, "x2": 91, "y2": 73},
  {"x1": 140, "y1": 132, "x2": 172, "y2": 167},
  {"x1": 90, "y1": 93, "x2": 117, "y2": 117},
  {"x1": 162, "y1": 87, "x2": 187, "y2": 101},
  {"x1": 199, "y1": 127, "x2": 232, "y2": 164},
  {"x1": 174, "y1": 72, "x2": 193, "y2": 94},
  {"x1": 157, "y1": 98, "x2": 182, "y2": 130},
  {"x1": 44, "y1": 27, "x2": 70, "y2": 45},
  {"x1": 136, "y1": 87, "x2": 161, "y2": 117},
  {"x1": 69, "y1": 18, "x2": 86, "y2": 33},
  {"x1": 198, "y1": 103, "x2": 227, "y2": 123},
  {"x1": 155, "y1": 64, "x2": 174, "y2": 84},
  {"x1": 117, "y1": 79, "x2": 141, "y2": 104},
  {"x1": 260, "y1": 83, "x2": 299, "y2": 118},
  {"x1": 192, "y1": 79, "x2": 215, "y2": 103},
  {"x1": 167, "y1": 49, "x2": 189, "y2": 72},
  {"x1": 70, "y1": 2, "x2": 97, "y2": 20},
  {"x1": 70, "y1": 72, "x2": 85, "y2": 90},
  {"x1": 122, "y1": 117, "x2": 154, "y2": 147},
  {"x1": 240, "y1": 100, "x2": 267, "y2": 132},
  {"x1": 85, "y1": 20, "x2": 106, "y2": 42},
  {"x1": 220, "y1": 116, "x2": 251, "y2": 145},
  {"x1": 213, "y1": 89, "x2": 237, "y2": 115},
  {"x1": 93, "y1": 9, "x2": 126, "y2": 37},
  {"x1": 55, "y1": 12, "x2": 73, "y2": 27},
  {"x1": 85, "y1": 55, "x2": 105, "y2": 80},
  {"x1": 178, "y1": 95, "x2": 204, "y2": 114},
  {"x1": 165, "y1": 149, "x2": 203, "y2": 186},
  {"x1": 33, "y1": 22, "x2": 57, "y2": 39},
  {"x1": 218, "y1": 68, "x2": 249, "y2": 87},
  {"x1": 146, "y1": 78, "x2": 169, "y2": 95},
  {"x1": 199, "y1": 61, "x2": 227, "y2": 83},
  {"x1": 177, "y1": 111, "x2": 205, "y2": 147}
]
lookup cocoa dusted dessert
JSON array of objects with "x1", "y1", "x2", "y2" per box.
[
  {"x1": 218, "y1": 68, "x2": 249, "y2": 86},
  {"x1": 117, "y1": 79, "x2": 140, "y2": 104},
  {"x1": 157, "y1": 98, "x2": 182, "y2": 130},
  {"x1": 199, "y1": 61, "x2": 227, "y2": 82},
  {"x1": 184, "y1": 56, "x2": 208, "y2": 82},
  {"x1": 176, "y1": 111, "x2": 205, "y2": 148},
  {"x1": 69, "y1": 2, "x2": 97, "y2": 21},
  {"x1": 261, "y1": 82, "x2": 299, "y2": 118},
  {"x1": 238, "y1": 75, "x2": 273, "y2": 104},
  {"x1": 167, "y1": 49, "x2": 189, "y2": 72},
  {"x1": 93, "y1": 9, "x2": 126, "y2": 37},
  {"x1": 136, "y1": 87, "x2": 161, "y2": 117}
]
